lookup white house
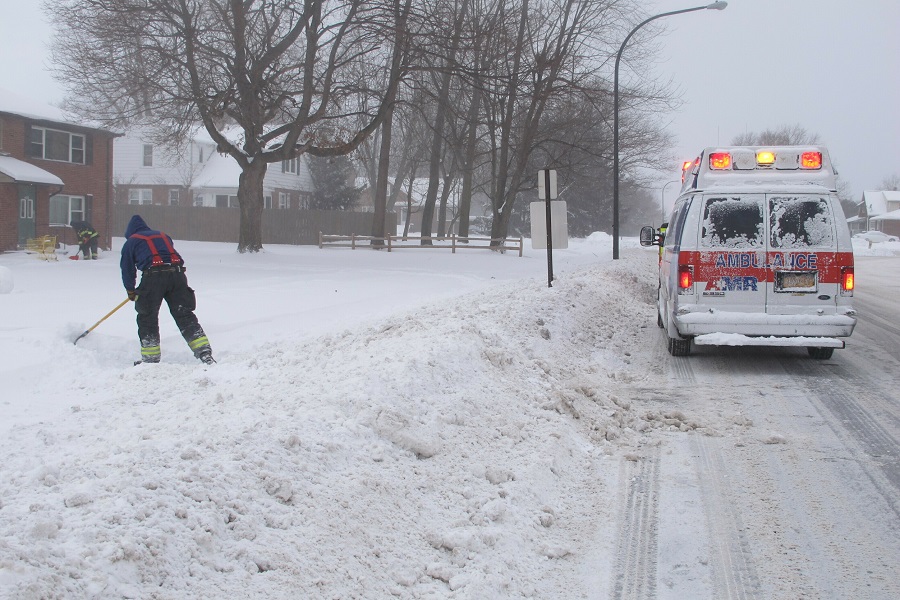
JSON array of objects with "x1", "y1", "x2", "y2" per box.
[
  {"x1": 113, "y1": 127, "x2": 314, "y2": 210},
  {"x1": 859, "y1": 190, "x2": 900, "y2": 237}
]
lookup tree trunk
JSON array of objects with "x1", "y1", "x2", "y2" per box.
[
  {"x1": 371, "y1": 103, "x2": 395, "y2": 247},
  {"x1": 237, "y1": 159, "x2": 268, "y2": 253},
  {"x1": 403, "y1": 175, "x2": 415, "y2": 239},
  {"x1": 490, "y1": 191, "x2": 514, "y2": 243},
  {"x1": 437, "y1": 171, "x2": 454, "y2": 237},
  {"x1": 420, "y1": 0, "x2": 468, "y2": 245},
  {"x1": 457, "y1": 82, "x2": 481, "y2": 239},
  {"x1": 490, "y1": 0, "x2": 528, "y2": 248}
]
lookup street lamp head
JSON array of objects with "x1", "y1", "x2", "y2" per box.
[{"x1": 706, "y1": 1, "x2": 727, "y2": 9}]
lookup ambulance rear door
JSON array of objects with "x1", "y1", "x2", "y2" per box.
[
  {"x1": 765, "y1": 193, "x2": 840, "y2": 314},
  {"x1": 695, "y1": 193, "x2": 768, "y2": 313}
]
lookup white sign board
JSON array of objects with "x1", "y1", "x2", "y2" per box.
[
  {"x1": 530, "y1": 201, "x2": 568, "y2": 249},
  {"x1": 537, "y1": 169, "x2": 558, "y2": 200}
]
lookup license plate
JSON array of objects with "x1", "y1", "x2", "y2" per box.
[{"x1": 775, "y1": 270, "x2": 817, "y2": 292}]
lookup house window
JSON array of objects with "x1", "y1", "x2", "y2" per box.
[
  {"x1": 282, "y1": 158, "x2": 298, "y2": 174},
  {"x1": 264, "y1": 194, "x2": 272, "y2": 209},
  {"x1": 168, "y1": 189, "x2": 180, "y2": 205},
  {"x1": 278, "y1": 192, "x2": 290, "y2": 209},
  {"x1": 128, "y1": 188, "x2": 153, "y2": 205},
  {"x1": 49, "y1": 195, "x2": 85, "y2": 226},
  {"x1": 29, "y1": 126, "x2": 86, "y2": 164},
  {"x1": 215, "y1": 194, "x2": 239, "y2": 208},
  {"x1": 194, "y1": 195, "x2": 205, "y2": 207},
  {"x1": 143, "y1": 144, "x2": 154, "y2": 167},
  {"x1": 297, "y1": 192, "x2": 311, "y2": 209}
]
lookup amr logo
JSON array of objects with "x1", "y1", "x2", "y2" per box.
[{"x1": 705, "y1": 276, "x2": 759, "y2": 292}]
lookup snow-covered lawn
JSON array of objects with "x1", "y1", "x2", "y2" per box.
[{"x1": 0, "y1": 233, "x2": 896, "y2": 598}]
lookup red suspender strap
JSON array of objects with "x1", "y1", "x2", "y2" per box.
[{"x1": 131, "y1": 233, "x2": 183, "y2": 266}]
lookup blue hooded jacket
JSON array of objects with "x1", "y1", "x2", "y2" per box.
[{"x1": 120, "y1": 215, "x2": 184, "y2": 290}]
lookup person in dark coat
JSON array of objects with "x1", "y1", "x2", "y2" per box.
[
  {"x1": 70, "y1": 220, "x2": 99, "y2": 260},
  {"x1": 120, "y1": 215, "x2": 214, "y2": 365}
]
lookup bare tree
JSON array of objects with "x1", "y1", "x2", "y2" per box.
[
  {"x1": 731, "y1": 124, "x2": 821, "y2": 146},
  {"x1": 880, "y1": 174, "x2": 900, "y2": 191},
  {"x1": 478, "y1": 0, "x2": 638, "y2": 245},
  {"x1": 46, "y1": 0, "x2": 412, "y2": 252}
]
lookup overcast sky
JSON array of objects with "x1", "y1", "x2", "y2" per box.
[
  {"x1": 643, "y1": 0, "x2": 900, "y2": 209},
  {"x1": 1, "y1": 0, "x2": 897, "y2": 210}
]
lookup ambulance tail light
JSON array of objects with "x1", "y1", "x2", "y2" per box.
[
  {"x1": 801, "y1": 151, "x2": 822, "y2": 169},
  {"x1": 709, "y1": 152, "x2": 732, "y2": 170},
  {"x1": 840, "y1": 266, "x2": 854, "y2": 296},
  {"x1": 678, "y1": 265, "x2": 694, "y2": 293}
]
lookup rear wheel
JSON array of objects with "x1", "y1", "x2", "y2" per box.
[
  {"x1": 808, "y1": 347, "x2": 835, "y2": 360},
  {"x1": 667, "y1": 335, "x2": 692, "y2": 356}
]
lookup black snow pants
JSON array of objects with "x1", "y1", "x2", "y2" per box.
[
  {"x1": 79, "y1": 237, "x2": 98, "y2": 259},
  {"x1": 134, "y1": 266, "x2": 211, "y2": 363}
]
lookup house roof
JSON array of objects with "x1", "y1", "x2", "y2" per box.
[
  {"x1": 862, "y1": 190, "x2": 900, "y2": 216},
  {"x1": 0, "y1": 87, "x2": 118, "y2": 135},
  {"x1": 0, "y1": 154, "x2": 64, "y2": 186},
  {"x1": 191, "y1": 152, "x2": 241, "y2": 189},
  {"x1": 869, "y1": 208, "x2": 900, "y2": 221}
]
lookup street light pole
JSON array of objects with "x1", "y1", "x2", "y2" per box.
[
  {"x1": 660, "y1": 179, "x2": 680, "y2": 221},
  {"x1": 612, "y1": 1, "x2": 727, "y2": 259}
]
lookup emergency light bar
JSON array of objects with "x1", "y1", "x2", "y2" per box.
[
  {"x1": 680, "y1": 146, "x2": 836, "y2": 193},
  {"x1": 707, "y1": 149, "x2": 823, "y2": 171}
]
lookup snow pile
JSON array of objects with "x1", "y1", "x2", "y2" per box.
[
  {"x1": 0, "y1": 238, "x2": 692, "y2": 599},
  {"x1": 852, "y1": 236, "x2": 900, "y2": 256}
]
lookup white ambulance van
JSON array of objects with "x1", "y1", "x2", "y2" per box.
[{"x1": 640, "y1": 146, "x2": 856, "y2": 358}]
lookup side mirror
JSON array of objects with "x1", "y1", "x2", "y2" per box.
[{"x1": 639, "y1": 226, "x2": 657, "y2": 247}]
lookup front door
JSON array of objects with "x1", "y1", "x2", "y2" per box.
[{"x1": 17, "y1": 184, "x2": 36, "y2": 246}]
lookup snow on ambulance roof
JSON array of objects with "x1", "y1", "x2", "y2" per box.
[{"x1": 681, "y1": 146, "x2": 837, "y2": 194}]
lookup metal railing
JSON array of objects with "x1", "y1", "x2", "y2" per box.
[{"x1": 319, "y1": 232, "x2": 524, "y2": 257}]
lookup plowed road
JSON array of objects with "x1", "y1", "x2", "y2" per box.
[{"x1": 607, "y1": 255, "x2": 900, "y2": 600}]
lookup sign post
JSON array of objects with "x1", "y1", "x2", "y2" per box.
[{"x1": 537, "y1": 169, "x2": 557, "y2": 287}]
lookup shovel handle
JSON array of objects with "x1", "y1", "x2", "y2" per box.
[{"x1": 73, "y1": 297, "x2": 131, "y2": 345}]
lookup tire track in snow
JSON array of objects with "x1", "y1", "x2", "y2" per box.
[
  {"x1": 692, "y1": 437, "x2": 762, "y2": 600},
  {"x1": 782, "y1": 359, "x2": 900, "y2": 518},
  {"x1": 666, "y1": 350, "x2": 761, "y2": 600},
  {"x1": 611, "y1": 446, "x2": 661, "y2": 600}
]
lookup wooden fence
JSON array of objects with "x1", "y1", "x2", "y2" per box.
[
  {"x1": 111, "y1": 204, "x2": 393, "y2": 245},
  {"x1": 319, "y1": 232, "x2": 524, "y2": 256}
]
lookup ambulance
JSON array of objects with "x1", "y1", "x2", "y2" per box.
[{"x1": 640, "y1": 146, "x2": 856, "y2": 358}]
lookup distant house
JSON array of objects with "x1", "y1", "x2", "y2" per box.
[
  {"x1": 114, "y1": 127, "x2": 313, "y2": 212},
  {"x1": 0, "y1": 88, "x2": 118, "y2": 253},
  {"x1": 356, "y1": 176, "x2": 492, "y2": 235},
  {"x1": 858, "y1": 190, "x2": 900, "y2": 237}
]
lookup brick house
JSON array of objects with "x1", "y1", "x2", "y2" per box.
[{"x1": 0, "y1": 89, "x2": 118, "y2": 253}]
